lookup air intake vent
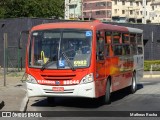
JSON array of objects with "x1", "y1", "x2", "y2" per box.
[{"x1": 41, "y1": 74, "x2": 76, "y2": 81}]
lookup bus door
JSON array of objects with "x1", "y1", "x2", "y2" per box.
[{"x1": 96, "y1": 30, "x2": 106, "y2": 96}]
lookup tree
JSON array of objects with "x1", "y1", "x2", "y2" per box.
[{"x1": 0, "y1": 0, "x2": 64, "y2": 19}]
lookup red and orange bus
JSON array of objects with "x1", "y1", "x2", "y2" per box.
[{"x1": 26, "y1": 20, "x2": 143, "y2": 104}]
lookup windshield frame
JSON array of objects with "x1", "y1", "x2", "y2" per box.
[{"x1": 28, "y1": 28, "x2": 93, "y2": 70}]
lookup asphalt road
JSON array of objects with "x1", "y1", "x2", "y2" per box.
[{"x1": 26, "y1": 78, "x2": 160, "y2": 119}]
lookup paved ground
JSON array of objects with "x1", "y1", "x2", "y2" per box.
[
  {"x1": 0, "y1": 70, "x2": 159, "y2": 116},
  {"x1": 0, "y1": 71, "x2": 27, "y2": 111}
]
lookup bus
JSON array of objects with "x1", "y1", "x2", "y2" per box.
[{"x1": 26, "y1": 20, "x2": 143, "y2": 104}]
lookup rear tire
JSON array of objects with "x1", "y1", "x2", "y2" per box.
[
  {"x1": 102, "y1": 79, "x2": 111, "y2": 104},
  {"x1": 130, "y1": 72, "x2": 137, "y2": 94}
]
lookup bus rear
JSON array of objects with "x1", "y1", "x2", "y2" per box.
[{"x1": 26, "y1": 23, "x2": 97, "y2": 98}]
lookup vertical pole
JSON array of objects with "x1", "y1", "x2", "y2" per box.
[
  {"x1": 21, "y1": 57, "x2": 22, "y2": 71},
  {"x1": 74, "y1": 0, "x2": 76, "y2": 20},
  {"x1": 135, "y1": 9, "x2": 137, "y2": 23},
  {"x1": 128, "y1": 7, "x2": 129, "y2": 22},
  {"x1": 3, "y1": 33, "x2": 7, "y2": 86},
  {"x1": 151, "y1": 31, "x2": 153, "y2": 60},
  {"x1": 158, "y1": 14, "x2": 160, "y2": 25},
  {"x1": 81, "y1": 0, "x2": 84, "y2": 21},
  {"x1": 142, "y1": 0, "x2": 146, "y2": 24},
  {"x1": 18, "y1": 48, "x2": 20, "y2": 72}
]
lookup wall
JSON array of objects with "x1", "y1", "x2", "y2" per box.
[{"x1": 0, "y1": 18, "x2": 159, "y2": 68}]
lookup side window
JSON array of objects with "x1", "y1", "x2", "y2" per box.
[
  {"x1": 105, "y1": 45, "x2": 109, "y2": 56},
  {"x1": 105, "y1": 31, "x2": 111, "y2": 57},
  {"x1": 130, "y1": 34, "x2": 136, "y2": 44},
  {"x1": 137, "y1": 34, "x2": 142, "y2": 45},
  {"x1": 131, "y1": 45, "x2": 137, "y2": 55},
  {"x1": 105, "y1": 31, "x2": 112, "y2": 44},
  {"x1": 123, "y1": 45, "x2": 130, "y2": 55},
  {"x1": 113, "y1": 45, "x2": 123, "y2": 56},
  {"x1": 138, "y1": 46, "x2": 143, "y2": 54},
  {"x1": 112, "y1": 32, "x2": 121, "y2": 44},
  {"x1": 96, "y1": 30, "x2": 105, "y2": 60},
  {"x1": 122, "y1": 33, "x2": 129, "y2": 44},
  {"x1": 130, "y1": 33, "x2": 137, "y2": 55}
]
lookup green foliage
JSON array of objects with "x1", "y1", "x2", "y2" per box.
[
  {"x1": 144, "y1": 60, "x2": 160, "y2": 71},
  {"x1": 0, "y1": 0, "x2": 64, "y2": 18}
]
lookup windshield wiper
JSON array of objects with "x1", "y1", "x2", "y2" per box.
[
  {"x1": 61, "y1": 51, "x2": 76, "y2": 71},
  {"x1": 41, "y1": 60, "x2": 51, "y2": 71}
]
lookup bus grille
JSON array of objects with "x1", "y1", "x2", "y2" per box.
[{"x1": 41, "y1": 74, "x2": 76, "y2": 81}]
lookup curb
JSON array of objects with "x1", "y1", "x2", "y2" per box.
[
  {"x1": 20, "y1": 94, "x2": 29, "y2": 112},
  {"x1": 0, "y1": 100, "x2": 5, "y2": 110},
  {"x1": 143, "y1": 75, "x2": 160, "y2": 78}
]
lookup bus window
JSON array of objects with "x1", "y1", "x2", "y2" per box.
[
  {"x1": 113, "y1": 45, "x2": 123, "y2": 56},
  {"x1": 137, "y1": 34, "x2": 142, "y2": 45},
  {"x1": 105, "y1": 31, "x2": 112, "y2": 44},
  {"x1": 96, "y1": 31, "x2": 105, "y2": 60},
  {"x1": 130, "y1": 34, "x2": 136, "y2": 44},
  {"x1": 112, "y1": 32, "x2": 121, "y2": 44},
  {"x1": 122, "y1": 33, "x2": 129, "y2": 44},
  {"x1": 138, "y1": 46, "x2": 143, "y2": 54},
  {"x1": 96, "y1": 36, "x2": 105, "y2": 60},
  {"x1": 131, "y1": 45, "x2": 137, "y2": 55},
  {"x1": 123, "y1": 45, "x2": 130, "y2": 55},
  {"x1": 105, "y1": 45, "x2": 109, "y2": 56}
]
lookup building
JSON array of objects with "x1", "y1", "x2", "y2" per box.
[
  {"x1": 82, "y1": 0, "x2": 112, "y2": 21},
  {"x1": 112, "y1": 0, "x2": 160, "y2": 24},
  {"x1": 65, "y1": 0, "x2": 160, "y2": 23},
  {"x1": 65, "y1": 0, "x2": 112, "y2": 21},
  {"x1": 65, "y1": 0, "x2": 82, "y2": 20},
  {"x1": 150, "y1": 0, "x2": 160, "y2": 24}
]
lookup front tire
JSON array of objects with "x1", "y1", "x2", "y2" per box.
[{"x1": 102, "y1": 79, "x2": 111, "y2": 104}]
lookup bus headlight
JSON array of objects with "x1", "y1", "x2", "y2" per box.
[
  {"x1": 26, "y1": 74, "x2": 37, "y2": 84},
  {"x1": 80, "y1": 73, "x2": 94, "y2": 84}
]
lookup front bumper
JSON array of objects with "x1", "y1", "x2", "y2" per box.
[{"x1": 26, "y1": 82, "x2": 96, "y2": 98}]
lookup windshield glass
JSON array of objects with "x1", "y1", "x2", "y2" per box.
[{"x1": 28, "y1": 29, "x2": 92, "y2": 69}]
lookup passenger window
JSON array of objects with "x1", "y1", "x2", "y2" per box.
[
  {"x1": 112, "y1": 32, "x2": 121, "y2": 44},
  {"x1": 105, "y1": 45, "x2": 109, "y2": 56},
  {"x1": 131, "y1": 45, "x2": 137, "y2": 55},
  {"x1": 105, "y1": 31, "x2": 112, "y2": 44},
  {"x1": 137, "y1": 34, "x2": 142, "y2": 45},
  {"x1": 122, "y1": 33, "x2": 129, "y2": 44},
  {"x1": 123, "y1": 45, "x2": 130, "y2": 55},
  {"x1": 114, "y1": 45, "x2": 123, "y2": 56},
  {"x1": 138, "y1": 46, "x2": 143, "y2": 54},
  {"x1": 96, "y1": 31, "x2": 105, "y2": 60},
  {"x1": 130, "y1": 34, "x2": 136, "y2": 44}
]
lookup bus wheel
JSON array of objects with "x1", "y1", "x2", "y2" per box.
[
  {"x1": 47, "y1": 97, "x2": 55, "y2": 105},
  {"x1": 102, "y1": 79, "x2": 111, "y2": 104},
  {"x1": 130, "y1": 72, "x2": 137, "y2": 94}
]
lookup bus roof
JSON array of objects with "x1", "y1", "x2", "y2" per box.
[
  {"x1": 127, "y1": 27, "x2": 143, "y2": 33},
  {"x1": 31, "y1": 21, "x2": 142, "y2": 34}
]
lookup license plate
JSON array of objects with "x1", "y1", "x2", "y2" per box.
[{"x1": 52, "y1": 87, "x2": 64, "y2": 92}]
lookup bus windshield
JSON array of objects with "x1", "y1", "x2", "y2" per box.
[{"x1": 28, "y1": 29, "x2": 92, "y2": 70}]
